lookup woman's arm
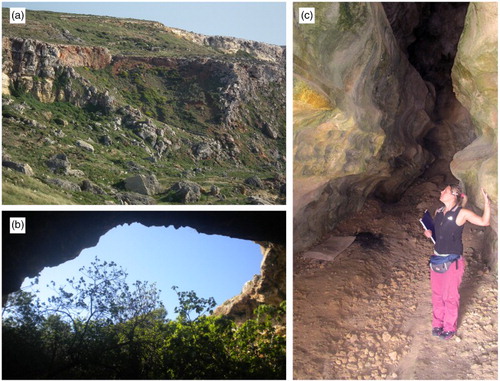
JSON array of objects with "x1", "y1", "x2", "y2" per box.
[{"x1": 457, "y1": 188, "x2": 491, "y2": 226}]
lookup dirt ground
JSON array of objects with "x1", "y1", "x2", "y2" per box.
[{"x1": 293, "y1": 180, "x2": 498, "y2": 380}]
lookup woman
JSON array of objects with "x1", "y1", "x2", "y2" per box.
[{"x1": 424, "y1": 184, "x2": 490, "y2": 340}]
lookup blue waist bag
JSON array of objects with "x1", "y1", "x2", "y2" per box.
[{"x1": 429, "y1": 254, "x2": 461, "y2": 273}]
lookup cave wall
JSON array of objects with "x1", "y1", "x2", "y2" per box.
[
  {"x1": 293, "y1": 2, "x2": 434, "y2": 253},
  {"x1": 2, "y1": 211, "x2": 286, "y2": 316},
  {"x1": 450, "y1": 2, "x2": 498, "y2": 268}
]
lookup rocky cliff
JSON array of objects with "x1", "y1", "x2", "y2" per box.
[
  {"x1": 293, "y1": 2, "x2": 497, "y2": 265},
  {"x1": 2, "y1": 9, "x2": 285, "y2": 205}
]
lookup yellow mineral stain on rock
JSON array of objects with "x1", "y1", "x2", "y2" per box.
[{"x1": 293, "y1": 80, "x2": 333, "y2": 111}]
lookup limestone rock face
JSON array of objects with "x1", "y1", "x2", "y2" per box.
[
  {"x1": 2, "y1": 37, "x2": 115, "y2": 110},
  {"x1": 213, "y1": 243, "x2": 285, "y2": 323},
  {"x1": 2, "y1": 37, "x2": 111, "y2": 74},
  {"x1": 450, "y1": 2, "x2": 498, "y2": 265},
  {"x1": 293, "y1": 2, "x2": 433, "y2": 253},
  {"x1": 166, "y1": 26, "x2": 285, "y2": 64}
]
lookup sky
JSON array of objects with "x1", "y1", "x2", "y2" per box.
[
  {"x1": 2, "y1": 1, "x2": 286, "y2": 45},
  {"x1": 20, "y1": 223, "x2": 263, "y2": 319}
]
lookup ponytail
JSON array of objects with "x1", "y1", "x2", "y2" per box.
[
  {"x1": 450, "y1": 184, "x2": 467, "y2": 208},
  {"x1": 459, "y1": 193, "x2": 468, "y2": 208}
]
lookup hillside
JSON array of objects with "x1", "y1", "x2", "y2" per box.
[{"x1": 2, "y1": 9, "x2": 286, "y2": 205}]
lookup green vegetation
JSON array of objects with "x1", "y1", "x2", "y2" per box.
[{"x1": 2, "y1": 258, "x2": 286, "y2": 379}]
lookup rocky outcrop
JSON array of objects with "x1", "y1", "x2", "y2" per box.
[
  {"x1": 166, "y1": 27, "x2": 285, "y2": 64},
  {"x1": 2, "y1": 211, "x2": 286, "y2": 317},
  {"x1": 450, "y1": 2, "x2": 498, "y2": 266},
  {"x1": 2, "y1": 37, "x2": 116, "y2": 111},
  {"x1": 111, "y1": 54, "x2": 284, "y2": 133},
  {"x1": 2, "y1": 37, "x2": 111, "y2": 99},
  {"x1": 2, "y1": 37, "x2": 111, "y2": 77},
  {"x1": 293, "y1": 2, "x2": 434, "y2": 253},
  {"x1": 214, "y1": 243, "x2": 285, "y2": 323}
]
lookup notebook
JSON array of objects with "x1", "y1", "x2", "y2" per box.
[{"x1": 419, "y1": 210, "x2": 436, "y2": 244}]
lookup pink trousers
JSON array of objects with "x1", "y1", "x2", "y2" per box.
[{"x1": 430, "y1": 257, "x2": 465, "y2": 332}]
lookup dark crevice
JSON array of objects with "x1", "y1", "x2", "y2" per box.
[{"x1": 382, "y1": 2, "x2": 475, "y2": 184}]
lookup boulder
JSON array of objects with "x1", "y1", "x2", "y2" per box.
[
  {"x1": 169, "y1": 181, "x2": 202, "y2": 203},
  {"x1": 46, "y1": 178, "x2": 81, "y2": 192},
  {"x1": 262, "y1": 122, "x2": 279, "y2": 139},
  {"x1": 247, "y1": 196, "x2": 273, "y2": 205},
  {"x1": 76, "y1": 140, "x2": 95, "y2": 153},
  {"x1": 81, "y1": 179, "x2": 106, "y2": 195},
  {"x1": 46, "y1": 153, "x2": 71, "y2": 174},
  {"x1": 116, "y1": 192, "x2": 156, "y2": 205},
  {"x1": 99, "y1": 135, "x2": 113, "y2": 146},
  {"x1": 124, "y1": 174, "x2": 161, "y2": 196},
  {"x1": 67, "y1": 169, "x2": 85, "y2": 177},
  {"x1": 209, "y1": 185, "x2": 221, "y2": 196},
  {"x1": 2, "y1": 160, "x2": 34, "y2": 176},
  {"x1": 244, "y1": 176, "x2": 264, "y2": 188}
]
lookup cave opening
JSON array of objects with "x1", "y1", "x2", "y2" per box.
[{"x1": 16, "y1": 223, "x2": 263, "y2": 319}]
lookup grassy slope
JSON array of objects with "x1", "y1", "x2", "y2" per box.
[
  {"x1": 2, "y1": 8, "x2": 219, "y2": 57},
  {"x1": 2, "y1": 9, "x2": 285, "y2": 205}
]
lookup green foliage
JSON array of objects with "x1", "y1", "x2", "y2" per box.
[
  {"x1": 171, "y1": 286, "x2": 217, "y2": 322},
  {"x1": 2, "y1": 259, "x2": 286, "y2": 379}
]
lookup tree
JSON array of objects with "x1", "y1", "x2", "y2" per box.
[
  {"x1": 171, "y1": 285, "x2": 217, "y2": 322},
  {"x1": 2, "y1": 257, "x2": 165, "y2": 379},
  {"x1": 2, "y1": 258, "x2": 286, "y2": 379}
]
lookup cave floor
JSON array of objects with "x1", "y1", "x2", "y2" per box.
[{"x1": 293, "y1": 180, "x2": 497, "y2": 380}]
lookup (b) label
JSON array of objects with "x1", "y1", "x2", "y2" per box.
[{"x1": 10, "y1": 217, "x2": 26, "y2": 234}]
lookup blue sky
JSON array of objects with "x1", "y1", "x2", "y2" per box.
[
  {"x1": 3, "y1": 1, "x2": 286, "y2": 45},
  {"x1": 21, "y1": 223, "x2": 263, "y2": 319}
]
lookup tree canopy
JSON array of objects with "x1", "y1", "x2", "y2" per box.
[{"x1": 2, "y1": 258, "x2": 286, "y2": 379}]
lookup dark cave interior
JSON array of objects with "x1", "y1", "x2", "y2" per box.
[{"x1": 382, "y1": 2, "x2": 475, "y2": 186}]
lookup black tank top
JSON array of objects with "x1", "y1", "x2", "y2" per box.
[{"x1": 434, "y1": 206, "x2": 464, "y2": 255}]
